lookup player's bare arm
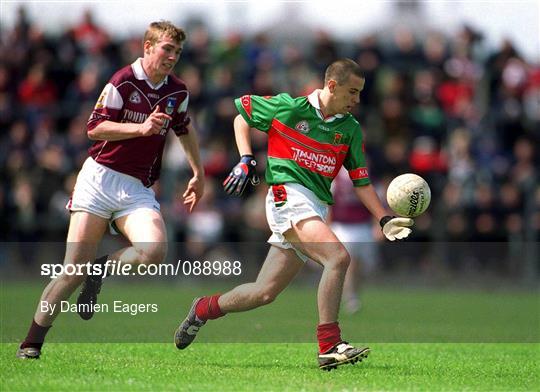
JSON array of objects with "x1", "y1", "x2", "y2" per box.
[
  {"x1": 88, "y1": 105, "x2": 172, "y2": 141},
  {"x1": 353, "y1": 184, "x2": 388, "y2": 222},
  {"x1": 178, "y1": 122, "x2": 205, "y2": 212},
  {"x1": 222, "y1": 115, "x2": 259, "y2": 196},
  {"x1": 233, "y1": 114, "x2": 253, "y2": 156},
  {"x1": 354, "y1": 185, "x2": 413, "y2": 241}
]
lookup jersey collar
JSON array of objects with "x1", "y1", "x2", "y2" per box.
[
  {"x1": 132, "y1": 58, "x2": 168, "y2": 90},
  {"x1": 307, "y1": 89, "x2": 344, "y2": 122}
]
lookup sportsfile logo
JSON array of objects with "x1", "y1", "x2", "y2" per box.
[
  {"x1": 290, "y1": 147, "x2": 337, "y2": 175},
  {"x1": 41, "y1": 260, "x2": 243, "y2": 279}
]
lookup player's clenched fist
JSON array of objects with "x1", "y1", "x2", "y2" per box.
[
  {"x1": 139, "y1": 105, "x2": 172, "y2": 136},
  {"x1": 223, "y1": 154, "x2": 260, "y2": 196}
]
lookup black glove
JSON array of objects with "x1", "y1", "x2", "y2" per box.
[{"x1": 223, "y1": 155, "x2": 260, "y2": 196}]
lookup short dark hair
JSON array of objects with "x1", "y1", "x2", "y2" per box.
[
  {"x1": 324, "y1": 58, "x2": 364, "y2": 84},
  {"x1": 144, "y1": 20, "x2": 186, "y2": 46}
]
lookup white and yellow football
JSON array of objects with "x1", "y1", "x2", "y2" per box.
[{"x1": 386, "y1": 173, "x2": 431, "y2": 217}]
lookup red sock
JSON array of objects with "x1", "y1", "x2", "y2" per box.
[
  {"x1": 20, "y1": 319, "x2": 51, "y2": 350},
  {"x1": 195, "y1": 295, "x2": 225, "y2": 321},
  {"x1": 317, "y1": 322, "x2": 342, "y2": 353}
]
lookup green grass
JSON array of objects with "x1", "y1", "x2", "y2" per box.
[
  {"x1": 1, "y1": 282, "x2": 538, "y2": 343},
  {"x1": 1, "y1": 282, "x2": 539, "y2": 390},
  {"x1": 1, "y1": 343, "x2": 538, "y2": 391}
]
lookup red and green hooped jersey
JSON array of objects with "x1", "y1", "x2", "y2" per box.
[{"x1": 234, "y1": 90, "x2": 370, "y2": 204}]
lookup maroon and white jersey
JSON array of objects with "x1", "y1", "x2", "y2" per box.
[
  {"x1": 87, "y1": 58, "x2": 190, "y2": 187},
  {"x1": 331, "y1": 168, "x2": 371, "y2": 224}
]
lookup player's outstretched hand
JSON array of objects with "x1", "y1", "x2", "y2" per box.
[
  {"x1": 223, "y1": 155, "x2": 260, "y2": 196},
  {"x1": 140, "y1": 105, "x2": 172, "y2": 136},
  {"x1": 183, "y1": 174, "x2": 205, "y2": 213},
  {"x1": 380, "y1": 216, "x2": 414, "y2": 241}
]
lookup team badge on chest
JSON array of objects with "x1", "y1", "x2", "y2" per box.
[
  {"x1": 333, "y1": 132, "x2": 343, "y2": 144},
  {"x1": 129, "y1": 91, "x2": 141, "y2": 104},
  {"x1": 165, "y1": 97, "x2": 177, "y2": 115},
  {"x1": 295, "y1": 120, "x2": 310, "y2": 134}
]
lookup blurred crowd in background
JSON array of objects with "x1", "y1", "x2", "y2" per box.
[{"x1": 1, "y1": 7, "x2": 538, "y2": 276}]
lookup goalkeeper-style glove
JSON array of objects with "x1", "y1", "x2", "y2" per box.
[
  {"x1": 380, "y1": 216, "x2": 414, "y2": 241},
  {"x1": 223, "y1": 154, "x2": 260, "y2": 196}
]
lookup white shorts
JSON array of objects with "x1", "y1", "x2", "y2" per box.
[
  {"x1": 67, "y1": 157, "x2": 160, "y2": 225},
  {"x1": 331, "y1": 222, "x2": 378, "y2": 272},
  {"x1": 266, "y1": 183, "x2": 328, "y2": 263}
]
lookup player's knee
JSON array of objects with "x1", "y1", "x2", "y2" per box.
[
  {"x1": 338, "y1": 251, "x2": 351, "y2": 270},
  {"x1": 329, "y1": 249, "x2": 351, "y2": 271},
  {"x1": 136, "y1": 243, "x2": 167, "y2": 265}
]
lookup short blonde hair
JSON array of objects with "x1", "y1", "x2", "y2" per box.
[{"x1": 143, "y1": 20, "x2": 186, "y2": 46}]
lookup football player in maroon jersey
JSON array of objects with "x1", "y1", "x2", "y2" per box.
[{"x1": 17, "y1": 21, "x2": 205, "y2": 359}]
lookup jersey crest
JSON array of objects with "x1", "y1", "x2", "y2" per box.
[
  {"x1": 165, "y1": 97, "x2": 177, "y2": 114},
  {"x1": 129, "y1": 91, "x2": 141, "y2": 104},
  {"x1": 295, "y1": 120, "x2": 310, "y2": 134}
]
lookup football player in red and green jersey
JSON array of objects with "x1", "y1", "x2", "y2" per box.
[{"x1": 175, "y1": 59, "x2": 413, "y2": 370}]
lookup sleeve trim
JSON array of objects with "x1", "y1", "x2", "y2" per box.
[{"x1": 348, "y1": 167, "x2": 369, "y2": 180}]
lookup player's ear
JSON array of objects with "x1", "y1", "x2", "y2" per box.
[
  {"x1": 143, "y1": 40, "x2": 153, "y2": 55},
  {"x1": 327, "y1": 79, "x2": 337, "y2": 93}
]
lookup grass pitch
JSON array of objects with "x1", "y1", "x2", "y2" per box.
[
  {"x1": 1, "y1": 281, "x2": 538, "y2": 390},
  {"x1": 2, "y1": 343, "x2": 538, "y2": 391}
]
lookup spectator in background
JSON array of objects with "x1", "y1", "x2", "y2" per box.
[
  {"x1": 0, "y1": 64, "x2": 16, "y2": 130},
  {"x1": 410, "y1": 70, "x2": 446, "y2": 144},
  {"x1": 409, "y1": 136, "x2": 447, "y2": 178},
  {"x1": 447, "y1": 127, "x2": 475, "y2": 185},
  {"x1": 353, "y1": 34, "x2": 381, "y2": 111},
  {"x1": 72, "y1": 9, "x2": 110, "y2": 55},
  {"x1": 17, "y1": 64, "x2": 58, "y2": 128},
  {"x1": 62, "y1": 63, "x2": 102, "y2": 119},
  {"x1": 180, "y1": 22, "x2": 211, "y2": 79},
  {"x1": 311, "y1": 30, "x2": 339, "y2": 73}
]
